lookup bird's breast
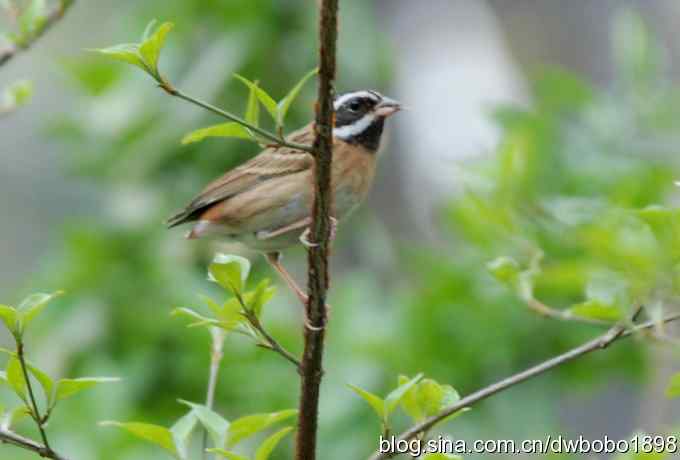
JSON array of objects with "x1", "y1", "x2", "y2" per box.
[{"x1": 331, "y1": 143, "x2": 377, "y2": 219}]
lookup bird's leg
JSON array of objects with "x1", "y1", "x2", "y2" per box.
[
  {"x1": 265, "y1": 252, "x2": 308, "y2": 304},
  {"x1": 265, "y1": 252, "x2": 329, "y2": 332},
  {"x1": 299, "y1": 216, "x2": 338, "y2": 248}
]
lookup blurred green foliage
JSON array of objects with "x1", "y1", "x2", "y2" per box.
[{"x1": 2, "y1": 2, "x2": 680, "y2": 460}]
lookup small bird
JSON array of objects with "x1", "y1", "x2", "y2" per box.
[{"x1": 167, "y1": 90, "x2": 401, "y2": 301}]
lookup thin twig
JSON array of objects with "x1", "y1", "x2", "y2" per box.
[
  {"x1": 525, "y1": 297, "x2": 612, "y2": 326},
  {"x1": 367, "y1": 308, "x2": 679, "y2": 460},
  {"x1": 0, "y1": 0, "x2": 76, "y2": 68},
  {"x1": 525, "y1": 291, "x2": 680, "y2": 341},
  {"x1": 244, "y1": 310, "x2": 302, "y2": 370},
  {"x1": 231, "y1": 291, "x2": 301, "y2": 369},
  {"x1": 16, "y1": 342, "x2": 51, "y2": 451},
  {"x1": 296, "y1": 0, "x2": 338, "y2": 459},
  {"x1": 202, "y1": 327, "x2": 225, "y2": 460},
  {"x1": 158, "y1": 83, "x2": 314, "y2": 153},
  {"x1": 0, "y1": 428, "x2": 70, "y2": 460}
]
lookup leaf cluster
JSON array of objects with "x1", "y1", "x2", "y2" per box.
[
  {"x1": 349, "y1": 374, "x2": 468, "y2": 437},
  {"x1": 93, "y1": 20, "x2": 317, "y2": 148},
  {"x1": 103, "y1": 403, "x2": 297, "y2": 460},
  {"x1": 0, "y1": 291, "x2": 118, "y2": 438},
  {"x1": 171, "y1": 254, "x2": 279, "y2": 347}
]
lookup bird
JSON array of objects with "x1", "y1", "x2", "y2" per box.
[{"x1": 167, "y1": 90, "x2": 401, "y2": 302}]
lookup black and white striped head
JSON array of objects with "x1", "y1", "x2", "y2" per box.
[{"x1": 333, "y1": 90, "x2": 401, "y2": 151}]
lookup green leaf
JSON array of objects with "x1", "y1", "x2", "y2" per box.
[
  {"x1": 1, "y1": 406, "x2": 31, "y2": 430},
  {"x1": 207, "y1": 449, "x2": 248, "y2": 460},
  {"x1": 276, "y1": 68, "x2": 317, "y2": 127},
  {"x1": 6, "y1": 356, "x2": 26, "y2": 402},
  {"x1": 227, "y1": 409, "x2": 297, "y2": 448},
  {"x1": 665, "y1": 372, "x2": 680, "y2": 398},
  {"x1": 348, "y1": 384, "x2": 385, "y2": 420},
  {"x1": 55, "y1": 377, "x2": 120, "y2": 403},
  {"x1": 171, "y1": 307, "x2": 220, "y2": 328},
  {"x1": 2, "y1": 80, "x2": 33, "y2": 109},
  {"x1": 254, "y1": 426, "x2": 293, "y2": 460},
  {"x1": 17, "y1": 290, "x2": 63, "y2": 331},
  {"x1": 101, "y1": 421, "x2": 179, "y2": 457},
  {"x1": 0, "y1": 305, "x2": 18, "y2": 336},
  {"x1": 247, "y1": 279, "x2": 276, "y2": 318},
  {"x1": 178, "y1": 400, "x2": 229, "y2": 449},
  {"x1": 92, "y1": 44, "x2": 148, "y2": 73},
  {"x1": 26, "y1": 363, "x2": 53, "y2": 407},
  {"x1": 182, "y1": 122, "x2": 252, "y2": 145},
  {"x1": 245, "y1": 81, "x2": 261, "y2": 127},
  {"x1": 220, "y1": 299, "x2": 245, "y2": 329},
  {"x1": 234, "y1": 74, "x2": 278, "y2": 122},
  {"x1": 139, "y1": 21, "x2": 174, "y2": 79},
  {"x1": 209, "y1": 254, "x2": 251, "y2": 294},
  {"x1": 141, "y1": 19, "x2": 158, "y2": 42},
  {"x1": 569, "y1": 300, "x2": 622, "y2": 322},
  {"x1": 584, "y1": 271, "x2": 628, "y2": 309},
  {"x1": 384, "y1": 373, "x2": 422, "y2": 417},
  {"x1": 399, "y1": 376, "x2": 461, "y2": 422},
  {"x1": 203, "y1": 296, "x2": 243, "y2": 331},
  {"x1": 170, "y1": 410, "x2": 198, "y2": 459},
  {"x1": 18, "y1": 0, "x2": 46, "y2": 39},
  {"x1": 486, "y1": 256, "x2": 520, "y2": 285}
]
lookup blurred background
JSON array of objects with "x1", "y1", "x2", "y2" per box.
[{"x1": 2, "y1": 0, "x2": 680, "y2": 459}]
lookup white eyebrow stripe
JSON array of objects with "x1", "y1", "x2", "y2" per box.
[
  {"x1": 333, "y1": 114, "x2": 376, "y2": 139},
  {"x1": 333, "y1": 91, "x2": 380, "y2": 110}
]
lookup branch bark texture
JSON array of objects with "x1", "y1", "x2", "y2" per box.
[
  {"x1": 295, "y1": 0, "x2": 339, "y2": 459},
  {"x1": 368, "y1": 310, "x2": 680, "y2": 460}
]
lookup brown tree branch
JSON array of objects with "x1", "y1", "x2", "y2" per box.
[
  {"x1": 0, "y1": 1, "x2": 75, "y2": 68},
  {"x1": 295, "y1": 0, "x2": 338, "y2": 458},
  {"x1": 368, "y1": 309, "x2": 680, "y2": 460},
  {"x1": 0, "y1": 428, "x2": 70, "y2": 460}
]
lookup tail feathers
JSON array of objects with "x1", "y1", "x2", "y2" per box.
[
  {"x1": 166, "y1": 209, "x2": 193, "y2": 229},
  {"x1": 167, "y1": 209, "x2": 228, "y2": 240}
]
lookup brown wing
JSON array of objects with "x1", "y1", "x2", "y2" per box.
[{"x1": 167, "y1": 124, "x2": 315, "y2": 228}]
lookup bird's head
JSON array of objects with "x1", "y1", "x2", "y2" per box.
[{"x1": 333, "y1": 90, "x2": 401, "y2": 151}]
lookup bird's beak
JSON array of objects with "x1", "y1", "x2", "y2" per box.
[{"x1": 375, "y1": 97, "x2": 402, "y2": 117}]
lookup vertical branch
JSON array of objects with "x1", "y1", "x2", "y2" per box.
[{"x1": 295, "y1": 0, "x2": 339, "y2": 459}]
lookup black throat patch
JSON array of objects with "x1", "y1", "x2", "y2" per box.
[{"x1": 347, "y1": 117, "x2": 385, "y2": 152}]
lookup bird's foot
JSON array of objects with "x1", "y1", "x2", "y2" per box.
[{"x1": 299, "y1": 216, "x2": 338, "y2": 248}]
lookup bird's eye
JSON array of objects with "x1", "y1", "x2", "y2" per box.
[{"x1": 348, "y1": 100, "x2": 361, "y2": 112}]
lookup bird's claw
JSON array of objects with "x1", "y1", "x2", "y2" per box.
[
  {"x1": 299, "y1": 228, "x2": 319, "y2": 248},
  {"x1": 299, "y1": 217, "x2": 338, "y2": 248},
  {"x1": 304, "y1": 317, "x2": 326, "y2": 332}
]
